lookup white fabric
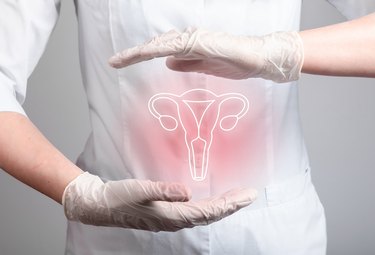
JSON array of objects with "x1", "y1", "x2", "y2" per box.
[
  {"x1": 0, "y1": 0, "x2": 346, "y2": 254},
  {"x1": 0, "y1": 0, "x2": 60, "y2": 115},
  {"x1": 327, "y1": 0, "x2": 375, "y2": 19},
  {"x1": 66, "y1": 169, "x2": 326, "y2": 255}
]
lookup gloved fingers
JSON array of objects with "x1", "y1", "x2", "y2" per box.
[
  {"x1": 166, "y1": 57, "x2": 207, "y2": 72},
  {"x1": 166, "y1": 57, "x2": 233, "y2": 74},
  {"x1": 113, "y1": 179, "x2": 192, "y2": 203},
  {"x1": 140, "y1": 180, "x2": 192, "y2": 202},
  {"x1": 166, "y1": 57, "x2": 252, "y2": 79},
  {"x1": 150, "y1": 188, "x2": 258, "y2": 230},
  {"x1": 108, "y1": 29, "x2": 190, "y2": 68},
  {"x1": 191, "y1": 188, "x2": 258, "y2": 224}
]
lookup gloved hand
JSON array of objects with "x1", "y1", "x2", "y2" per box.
[
  {"x1": 108, "y1": 27, "x2": 304, "y2": 83},
  {"x1": 62, "y1": 172, "x2": 257, "y2": 232}
]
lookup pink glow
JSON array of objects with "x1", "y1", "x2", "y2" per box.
[
  {"x1": 148, "y1": 89, "x2": 249, "y2": 181},
  {"x1": 121, "y1": 73, "x2": 269, "y2": 198}
]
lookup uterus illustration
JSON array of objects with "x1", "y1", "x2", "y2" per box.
[{"x1": 148, "y1": 89, "x2": 249, "y2": 181}]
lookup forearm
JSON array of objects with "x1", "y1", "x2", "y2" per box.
[
  {"x1": 300, "y1": 13, "x2": 375, "y2": 77},
  {"x1": 0, "y1": 112, "x2": 82, "y2": 204}
]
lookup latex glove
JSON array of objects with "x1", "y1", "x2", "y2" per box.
[
  {"x1": 62, "y1": 172, "x2": 257, "y2": 232},
  {"x1": 108, "y1": 27, "x2": 304, "y2": 83}
]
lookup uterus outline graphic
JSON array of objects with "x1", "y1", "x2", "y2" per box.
[{"x1": 148, "y1": 89, "x2": 249, "y2": 181}]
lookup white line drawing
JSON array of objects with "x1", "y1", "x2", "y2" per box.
[{"x1": 148, "y1": 89, "x2": 249, "y2": 181}]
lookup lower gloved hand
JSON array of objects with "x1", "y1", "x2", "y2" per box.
[
  {"x1": 62, "y1": 172, "x2": 257, "y2": 232},
  {"x1": 108, "y1": 27, "x2": 304, "y2": 83}
]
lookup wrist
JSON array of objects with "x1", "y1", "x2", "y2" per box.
[
  {"x1": 260, "y1": 31, "x2": 304, "y2": 83},
  {"x1": 62, "y1": 172, "x2": 105, "y2": 223}
]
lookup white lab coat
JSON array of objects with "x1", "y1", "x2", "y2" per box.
[{"x1": 1, "y1": 1, "x2": 374, "y2": 254}]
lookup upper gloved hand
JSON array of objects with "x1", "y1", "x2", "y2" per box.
[
  {"x1": 62, "y1": 172, "x2": 257, "y2": 232},
  {"x1": 108, "y1": 27, "x2": 304, "y2": 83}
]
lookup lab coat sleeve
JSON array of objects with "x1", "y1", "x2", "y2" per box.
[
  {"x1": 0, "y1": 0, "x2": 61, "y2": 115},
  {"x1": 326, "y1": 0, "x2": 375, "y2": 20}
]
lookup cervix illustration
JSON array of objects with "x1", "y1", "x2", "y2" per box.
[{"x1": 148, "y1": 89, "x2": 249, "y2": 181}]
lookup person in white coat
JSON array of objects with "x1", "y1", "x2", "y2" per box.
[{"x1": 0, "y1": 1, "x2": 374, "y2": 254}]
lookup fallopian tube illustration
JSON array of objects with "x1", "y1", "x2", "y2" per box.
[{"x1": 148, "y1": 89, "x2": 249, "y2": 181}]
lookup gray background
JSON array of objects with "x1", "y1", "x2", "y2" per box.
[{"x1": 0, "y1": 0, "x2": 374, "y2": 254}]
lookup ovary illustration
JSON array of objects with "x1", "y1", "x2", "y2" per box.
[{"x1": 148, "y1": 89, "x2": 249, "y2": 181}]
